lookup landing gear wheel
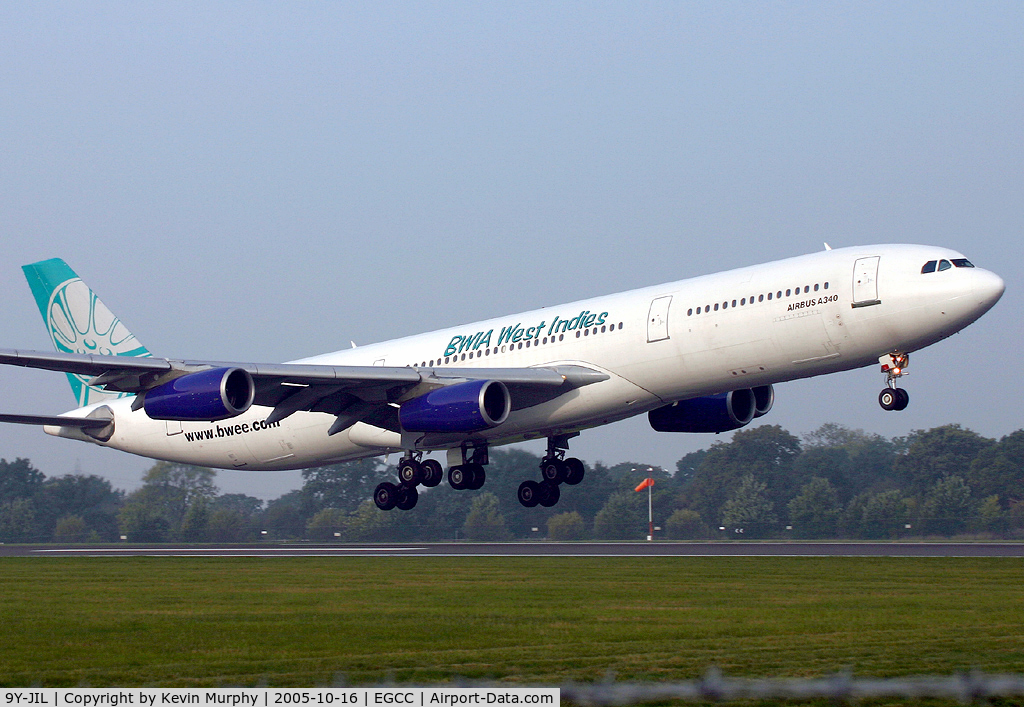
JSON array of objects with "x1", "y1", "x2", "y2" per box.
[
  {"x1": 396, "y1": 485, "x2": 418, "y2": 511},
  {"x1": 467, "y1": 463, "x2": 486, "y2": 490},
  {"x1": 374, "y1": 482, "x2": 399, "y2": 511},
  {"x1": 893, "y1": 388, "x2": 910, "y2": 411},
  {"x1": 398, "y1": 459, "x2": 423, "y2": 486},
  {"x1": 879, "y1": 388, "x2": 898, "y2": 411},
  {"x1": 541, "y1": 459, "x2": 567, "y2": 484},
  {"x1": 420, "y1": 459, "x2": 443, "y2": 487},
  {"x1": 448, "y1": 465, "x2": 469, "y2": 490},
  {"x1": 518, "y1": 480, "x2": 541, "y2": 508},
  {"x1": 564, "y1": 458, "x2": 585, "y2": 485},
  {"x1": 538, "y1": 480, "x2": 560, "y2": 507}
]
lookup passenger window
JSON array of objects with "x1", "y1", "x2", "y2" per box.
[
  {"x1": 759, "y1": 294, "x2": 764, "y2": 302},
  {"x1": 714, "y1": 303, "x2": 719, "y2": 311},
  {"x1": 952, "y1": 258, "x2": 975, "y2": 268},
  {"x1": 786, "y1": 289, "x2": 791, "y2": 297},
  {"x1": 824, "y1": 282, "x2": 829, "y2": 290},
  {"x1": 767, "y1": 293, "x2": 772, "y2": 300},
  {"x1": 732, "y1": 299, "x2": 737, "y2": 307},
  {"x1": 922, "y1": 260, "x2": 937, "y2": 274},
  {"x1": 740, "y1": 298, "x2": 746, "y2": 306},
  {"x1": 813, "y1": 284, "x2": 819, "y2": 292},
  {"x1": 938, "y1": 259, "x2": 952, "y2": 271}
]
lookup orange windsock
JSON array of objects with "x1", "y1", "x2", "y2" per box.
[{"x1": 634, "y1": 477, "x2": 654, "y2": 492}]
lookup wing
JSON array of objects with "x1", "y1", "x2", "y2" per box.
[{"x1": 0, "y1": 349, "x2": 608, "y2": 434}]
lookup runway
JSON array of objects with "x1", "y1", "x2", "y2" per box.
[{"x1": 4, "y1": 541, "x2": 1024, "y2": 557}]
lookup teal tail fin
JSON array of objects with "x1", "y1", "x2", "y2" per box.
[{"x1": 22, "y1": 258, "x2": 152, "y2": 407}]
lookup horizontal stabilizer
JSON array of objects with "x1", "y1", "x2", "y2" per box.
[{"x1": 0, "y1": 413, "x2": 112, "y2": 428}]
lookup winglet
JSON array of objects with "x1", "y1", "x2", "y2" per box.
[{"x1": 21, "y1": 258, "x2": 152, "y2": 406}]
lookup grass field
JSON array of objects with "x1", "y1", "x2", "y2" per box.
[{"x1": 1, "y1": 556, "x2": 1023, "y2": 688}]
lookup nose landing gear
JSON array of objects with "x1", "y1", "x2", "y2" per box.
[{"x1": 878, "y1": 352, "x2": 910, "y2": 411}]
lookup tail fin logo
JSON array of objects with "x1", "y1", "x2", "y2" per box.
[{"x1": 46, "y1": 277, "x2": 150, "y2": 406}]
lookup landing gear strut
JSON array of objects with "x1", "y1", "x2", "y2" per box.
[
  {"x1": 375, "y1": 452, "x2": 444, "y2": 511},
  {"x1": 518, "y1": 434, "x2": 586, "y2": 508},
  {"x1": 878, "y1": 352, "x2": 910, "y2": 411}
]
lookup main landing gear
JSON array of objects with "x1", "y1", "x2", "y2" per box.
[
  {"x1": 517, "y1": 434, "x2": 585, "y2": 508},
  {"x1": 374, "y1": 444, "x2": 489, "y2": 511},
  {"x1": 373, "y1": 453, "x2": 444, "y2": 512},
  {"x1": 446, "y1": 443, "x2": 488, "y2": 491},
  {"x1": 878, "y1": 352, "x2": 910, "y2": 412}
]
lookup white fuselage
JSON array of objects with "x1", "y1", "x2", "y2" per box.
[{"x1": 49, "y1": 244, "x2": 1004, "y2": 470}]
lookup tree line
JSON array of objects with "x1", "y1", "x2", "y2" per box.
[{"x1": 1, "y1": 422, "x2": 1022, "y2": 543}]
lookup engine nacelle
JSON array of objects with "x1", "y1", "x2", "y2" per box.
[
  {"x1": 752, "y1": 384, "x2": 774, "y2": 418},
  {"x1": 399, "y1": 379, "x2": 510, "y2": 433},
  {"x1": 144, "y1": 367, "x2": 255, "y2": 421},
  {"x1": 648, "y1": 388, "x2": 758, "y2": 434}
]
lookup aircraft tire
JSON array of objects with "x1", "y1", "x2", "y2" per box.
[
  {"x1": 374, "y1": 482, "x2": 400, "y2": 511},
  {"x1": 448, "y1": 465, "x2": 468, "y2": 490},
  {"x1": 541, "y1": 459, "x2": 567, "y2": 484},
  {"x1": 467, "y1": 463, "x2": 486, "y2": 490},
  {"x1": 894, "y1": 388, "x2": 910, "y2": 411},
  {"x1": 538, "y1": 480, "x2": 560, "y2": 507},
  {"x1": 878, "y1": 388, "x2": 898, "y2": 411},
  {"x1": 517, "y1": 480, "x2": 540, "y2": 508},
  {"x1": 398, "y1": 459, "x2": 423, "y2": 486},
  {"x1": 396, "y1": 485, "x2": 419, "y2": 511},
  {"x1": 564, "y1": 457, "x2": 585, "y2": 485},
  {"x1": 420, "y1": 459, "x2": 443, "y2": 487}
]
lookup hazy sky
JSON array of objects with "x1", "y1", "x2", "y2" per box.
[{"x1": 1, "y1": 2, "x2": 1021, "y2": 500}]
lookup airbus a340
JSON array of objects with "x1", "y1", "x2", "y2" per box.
[{"x1": 0, "y1": 245, "x2": 1004, "y2": 511}]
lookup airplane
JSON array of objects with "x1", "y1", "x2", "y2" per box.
[{"x1": 0, "y1": 245, "x2": 1005, "y2": 512}]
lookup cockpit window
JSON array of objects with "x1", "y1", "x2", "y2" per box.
[
  {"x1": 922, "y1": 260, "x2": 937, "y2": 274},
  {"x1": 951, "y1": 258, "x2": 975, "y2": 268},
  {"x1": 938, "y1": 259, "x2": 952, "y2": 271}
]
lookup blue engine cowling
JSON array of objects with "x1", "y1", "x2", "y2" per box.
[
  {"x1": 399, "y1": 379, "x2": 511, "y2": 433},
  {"x1": 144, "y1": 367, "x2": 255, "y2": 421},
  {"x1": 648, "y1": 385, "x2": 774, "y2": 433}
]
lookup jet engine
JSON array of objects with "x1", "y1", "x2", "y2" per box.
[
  {"x1": 648, "y1": 385, "x2": 774, "y2": 433},
  {"x1": 399, "y1": 379, "x2": 510, "y2": 433},
  {"x1": 144, "y1": 367, "x2": 255, "y2": 421}
]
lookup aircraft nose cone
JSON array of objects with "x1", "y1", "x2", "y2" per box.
[{"x1": 974, "y1": 269, "x2": 1005, "y2": 311}]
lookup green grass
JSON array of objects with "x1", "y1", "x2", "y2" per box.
[{"x1": 1, "y1": 557, "x2": 1023, "y2": 687}]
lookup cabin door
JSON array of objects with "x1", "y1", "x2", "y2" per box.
[
  {"x1": 647, "y1": 296, "x2": 672, "y2": 342},
  {"x1": 852, "y1": 256, "x2": 881, "y2": 307}
]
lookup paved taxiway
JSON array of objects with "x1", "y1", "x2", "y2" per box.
[{"x1": 3, "y1": 542, "x2": 1024, "y2": 557}]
